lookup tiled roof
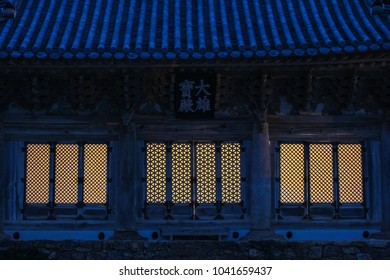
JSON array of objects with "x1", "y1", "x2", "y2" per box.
[{"x1": 0, "y1": 0, "x2": 389, "y2": 61}]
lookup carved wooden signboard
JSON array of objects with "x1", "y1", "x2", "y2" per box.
[{"x1": 174, "y1": 72, "x2": 216, "y2": 119}]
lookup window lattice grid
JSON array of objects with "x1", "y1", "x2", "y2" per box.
[
  {"x1": 146, "y1": 143, "x2": 167, "y2": 203},
  {"x1": 221, "y1": 142, "x2": 241, "y2": 203},
  {"x1": 54, "y1": 144, "x2": 79, "y2": 204},
  {"x1": 196, "y1": 143, "x2": 216, "y2": 203},
  {"x1": 83, "y1": 144, "x2": 108, "y2": 204},
  {"x1": 309, "y1": 144, "x2": 334, "y2": 204},
  {"x1": 338, "y1": 144, "x2": 364, "y2": 204},
  {"x1": 280, "y1": 144, "x2": 305, "y2": 204},
  {"x1": 25, "y1": 144, "x2": 51, "y2": 204},
  {"x1": 172, "y1": 143, "x2": 192, "y2": 204}
]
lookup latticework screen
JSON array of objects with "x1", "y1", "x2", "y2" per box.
[
  {"x1": 25, "y1": 144, "x2": 50, "y2": 204},
  {"x1": 338, "y1": 144, "x2": 363, "y2": 203},
  {"x1": 280, "y1": 144, "x2": 305, "y2": 204},
  {"x1": 83, "y1": 144, "x2": 107, "y2": 204},
  {"x1": 196, "y1": 143, "x2": 216, "y2": 203},
  {"x1": 221, "y1": 142, "x2": 241, "y2": 203},
  {"x1": 309, "y1": 144, "x2": 334, "y2": 203},
  {"x1": 146, "y1": 143, "x2": 167, "y2": 203},
  {"x1": 54, "y1": 144, "x2": 79, "y2": 204},
  {"x1": 172, "y1": 143, "x2": 192, "y2": 203}
]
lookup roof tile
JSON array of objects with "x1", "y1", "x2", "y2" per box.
[{"x1": 0, "y1": 0, "x2": 388, "y2": 60}]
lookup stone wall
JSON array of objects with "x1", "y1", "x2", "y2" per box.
[{"x1": 1, "y1": 239, "x2": 390, "y2": 260}]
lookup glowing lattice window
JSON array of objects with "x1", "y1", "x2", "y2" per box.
[
  {"x1": 24, "y1": 142, "x2": 110, "y2": 216},
  {"x1": 25, "y1": 144, "x2": 50, "y2": 204},
  {"x1": 146, "y1": 143, "x2": 167, "y2": 203},
  {"x1": 54, "y1": 144, "x2": 79, "y2": 204},
  {"x1": 196, "y1": 143, "x2": 216, "y2": 203},
  {"x1": 146, "y1": 141, "x2": 245, "y2": 206},
  {"x1": 172, "y1": 143, "x2": 192, "y2": 203},
  {"x1": 84, "y1": 144, "x2": 108, "y2": 204},
  {"x1": 280, "y1": 144, "x2": 305, "y2": 204},
  {"x1": 338, "y1": 144, "x2": 363, "y2": 203},
  {"x1": 221, "y1": 142, "x2": 241, "y2": 203},
  {"x1": 309, "y1": 144, "x2": 334, "y2": 203}
]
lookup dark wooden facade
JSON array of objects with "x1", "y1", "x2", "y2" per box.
[{"x1": 1, "y1": 0, "x2": 389, "y2": 241}]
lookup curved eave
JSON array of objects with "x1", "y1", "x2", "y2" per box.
[{"x1": 0, "y1": 0, "x2": 389, "y2": 63}]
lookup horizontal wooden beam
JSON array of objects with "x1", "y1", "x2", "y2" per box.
[
  {"x1": 135, "y1": 115, "x2": 253, "y2": 141},
  {"x1": 2, "y1": 115, "x2": 121, "y2": 141},
  {"x1": 268, "y1": 115, "x2": 382, "y2": 141}
]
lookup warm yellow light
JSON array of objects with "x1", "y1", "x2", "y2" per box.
[
  {"x1": 84, "y1": 144, "x2": 107, "y2": 204},
  {"x1": 172, "y1": 143, "x2": 192, "y2": 203},
  {"x1": 25, "y1": 144, "x2": 50, "y2": 204},
  {"x1": 221, "y1": 142, "x2": 241, "y2": 203},
  {"x1": 309, "y1": 144, "x2": 334, "y2": 203},
  {"x1": 54, "y1": 144, "x2": 79, "y2": 204},
  {"x1": 280, "y1": 144, "x2": 305, "y2": 203},
  {"x1": 338, "y1": 144, "x2": 363, "y2": 203},
  {"x1": 146, "y1": 143, "x2": 167, "y2": 203},
  {"x1": 196, "y1": 143, "x2": 216, "y2": 203}
]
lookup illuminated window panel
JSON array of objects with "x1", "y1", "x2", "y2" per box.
[
  {"x1": 54, "y1": 144, "x2": 79, "y2": 204},
  {"x1": 196, "y1": 143, "x2": 216, "y2": 203},
  {"x1": 338, "y1": 144, "x2": 363, "y2": 203},
  {"x1": 172, "y1": 143, "x2": 192, "y2": 204},
  {"x1": 25, "y1": 144, "x2": 50, "y2": 204},
  {"x1": 146, "y1": 143, "x2": 167, "y2": 203},
  {"x1": 83, "y1": 144, "x2": 108, "y2": 204},
  {"x1": 221, "y1": 142, "x2": 241, "y2": 203},
  {"x1": 280, "y1": 144, "x2": 305, "y2": 204},
  {"x1": 309, "y1": 144, "x2": 334, "y2": 204}
]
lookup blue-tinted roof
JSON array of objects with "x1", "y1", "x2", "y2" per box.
[{"x1": 0, "y1": 0, "x2": 389, "y2": 61}]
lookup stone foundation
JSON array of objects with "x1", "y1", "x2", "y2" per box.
[{"x1": 1, "y1": 239, "x2": 390, "y2": 260}]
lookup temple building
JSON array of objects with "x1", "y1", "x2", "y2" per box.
[{"x1": 0, "y1": 0, "x2": 389, "y2": 242}]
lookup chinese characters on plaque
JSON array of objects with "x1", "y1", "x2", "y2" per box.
[{"x1": 174, "y1": 72, "x2": 216, "y2": 119}]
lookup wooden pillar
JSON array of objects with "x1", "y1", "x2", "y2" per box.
[
  {"x1": 381, "y1": 121, "x2": 390, "y2": 231},
  {"x1": 0, "y1": 119, "x2": 8, "y2": 239},
  {"x1": 250, "y1": 122, "x2": 271, "y2": 231},
  {"x1": 112, "y1": 123, "x2": 140, "y2": 238}
]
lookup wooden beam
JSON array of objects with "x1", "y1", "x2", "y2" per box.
[
  {"x1": 268, "y1": 115, "x2": 382, "y2": 141},
  {"x1": 134, "y1": 115, "x2": 253, "y2": 141}
]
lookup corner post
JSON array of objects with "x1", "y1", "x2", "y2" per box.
[
  {"x1": 381, "y1": 121, "x2": 390, "y2": 231},
  {"x1": 0, "y1": 117, "x2": 8, "y2": 239},
  {"x1": 249, "y1": 121, "x2": 271, "y2": 232}
]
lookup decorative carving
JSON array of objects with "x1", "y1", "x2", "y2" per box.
[
  {"x1": 138, "y1": 71, "x2": 169, "y2": 115},
  {"x1": 245, "y1": 73, "x2": 267, "y2": 131},
  {"x1": 76, "y1": 75, "x2": 89, "y2": 115},
  {"x1": 0, "y1": 68, "x2": 387, "y2": 119},
  {"x1": 31, "y1": 77, "x2": 43, "y2": 114},
  {"x1": 299, "y1": 70, "x2": 324, "y2": 116},
  {"x1": 48, "y1": 95, "x2": 74, "y2": 115},
  {"x1": 121, "y1": 103, "x2": 136, "y2": 127},
  {"x1": 217, "y1": 73, "x2": 252, "y2": 117}
]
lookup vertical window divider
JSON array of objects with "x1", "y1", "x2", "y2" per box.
[
  {"x1": 275, "y1": 142, "x2": 282, "y2": 220},
  {"x1": 361, "y1": 141, "x2": 369, "y2": 217},
  {"x1": 333, "y1": 143, "x2": 340, "y2": 219},
  {"x1": 239, "y1": 141, "x2": 246, "y2": 219},
  {"x1": 142, "y1": 143, "x2": 148, "y2": 219},
  {"x1": 191, "y1": 141, "x2": 198, "y2": 220},
  {"x1": 304, "y1": 143, "x2": 311, "y2": 220},
  {"x1": 48, "y1": 141, "x2": 56, "y2": 220},
  {"x1": 22, "y1": 144, "x2": 27, "y2": 218},
  {"x1": 76, "y1": 142, "x2": 85, "y2": 220},
  {"x1": 215, "y1": 141, "x2": 223, "y2": 219},
  {"x1": 166, "y1": 141, "x2": 173, "y2": 219},
  {"x1": 105, "y1": 141, "x2": 111, "y2": 217}
]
